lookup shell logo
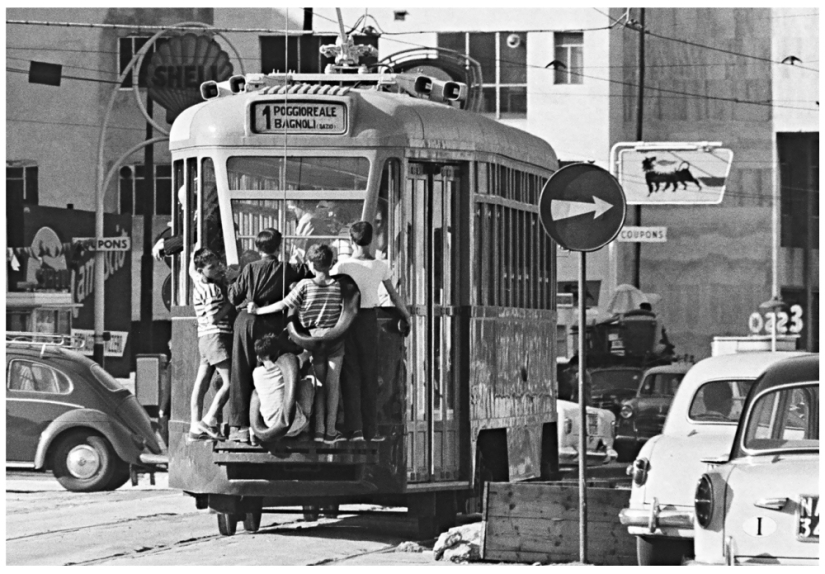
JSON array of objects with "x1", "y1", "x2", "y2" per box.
[{"x1": 146, "y1": 33, "x2": 234, "y2": 122}]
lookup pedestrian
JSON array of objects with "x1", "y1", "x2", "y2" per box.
[
  {"x1": 187, "y1": 248, "x2": 233, "y2": 441},
  {"x1": 249, "y1": 244, "x2": 345, "y2": 444},
  {"x1": 251, "y1": 333, "x2": 313, "y2": 438},
  {"x1": 226, "y1": 228, "x2": 307, "y2": 443},
  {"x1": 333, "y1": 221, "x2": 411, "y2": 442}
]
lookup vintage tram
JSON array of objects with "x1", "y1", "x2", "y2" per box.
[{"x1": 166, "y1": 59, "x2": 561, "y2": 536}]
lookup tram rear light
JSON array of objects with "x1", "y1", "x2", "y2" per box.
[
  {"x1": 431, "y1": 79, "x2": 467, "y2": 102},
  {"x1": 395, "y1": 73, "x2": 468, "y2": 104},
  {"x1": 228, "y1": 75, "x2": 246, "y2": 93},
  {"x1": 201, "y1": 81, "x2": 219, "y2": 100}
]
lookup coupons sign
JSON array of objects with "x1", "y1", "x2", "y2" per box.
[{"x1": 252, "y1": 101, "x2": 347, "y2": 135}]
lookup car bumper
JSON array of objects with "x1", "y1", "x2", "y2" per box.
[
  {"x1": 619, "y1": 502, "x2": 694, "y2": 535},
  {"x1": 559, "y1": 446, "x2": 618, "y2": 465},
  {"x1": 138, "y1": 452, "x2": 168, "y2": 467}
]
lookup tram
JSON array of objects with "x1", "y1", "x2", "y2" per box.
[{"x1": 166, "y1": 48, "x2": 560, "y2": 536}]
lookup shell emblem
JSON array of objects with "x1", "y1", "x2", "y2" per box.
[{"x1": 146, "y1": 33, "x2": 234, "y2": 123}]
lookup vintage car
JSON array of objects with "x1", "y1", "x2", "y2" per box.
[
  {"x1": 614, "y1": 363, "x2": 691, "y2": 461},
  {"x1": 589, "y1": 366, "x2": 644, "y2": 417},
  {"x1": 693, "y1": 354, "x2": 818, "y2": 566},
  {"x1": 618, "y1": 351, "x2": 807, "y2": 565},
  {"x1": 5, "y1": 333, "x2": 163, "y2": 492},
  {"x1": 556, "y1": 399, "x2": 617, "y2": 466}
]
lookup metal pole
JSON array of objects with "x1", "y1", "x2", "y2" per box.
[
  {"x1": 771, "y1": 135, "x2": 779, "y2": 353},
  {"x1": 633, "y1": 7, "x2": 645, "y2": 290},
  {"x1": 578, "y1": 250, "x2": 588, "y2": 563}
]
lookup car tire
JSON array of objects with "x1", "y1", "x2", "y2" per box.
[
  {"x1": 217, "y1": 513, "x2": 240, "y2": 536},
  {"x1": 242, "y1": 512, "x2": 262, "y2": 533},
  {"x1": 51, "y1": 430, "x2": 120, "y2": 493},
  {"x1": 637, "y1": 536, "x2": 693, "y2": 566},
  {"x1": 106, "y1": 460, "x2": 131, "y2": 491}
]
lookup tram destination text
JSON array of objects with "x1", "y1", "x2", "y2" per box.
[{"x1": 252, "y1": 101, "x2": 347, "y2": 135}]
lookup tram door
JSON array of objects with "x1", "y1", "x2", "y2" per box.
[{"x1": 406, "y1": 163, "x2": 461, "y2": 483}]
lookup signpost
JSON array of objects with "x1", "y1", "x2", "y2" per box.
[{"x1": 539, "y1": 163, "x2": 627, "y2": 563}]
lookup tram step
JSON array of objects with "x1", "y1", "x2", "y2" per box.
[{"x1": 212, "y1": 442, "x2": 379, "y2": 465}]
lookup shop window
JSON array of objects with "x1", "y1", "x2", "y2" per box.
[
  {"x1": 554, "y1": 32, "x2": 583, "y2": 85},
  {"x1": 438, "y1": 32, "x2": 527, "y2": 118},
  {"x1": 6, "y1": 162, "x2": 38, "y2": 205}
]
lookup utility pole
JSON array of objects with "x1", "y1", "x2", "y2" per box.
[
  {"x1": 633, "y1": 7, "x2": 645, "y2": 290},
  {"x1": 139, "y1": 96, "x2": 155, "y2": 355}
]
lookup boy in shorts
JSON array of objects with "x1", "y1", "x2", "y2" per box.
[
  {"x1": 188, "y1": 248, "x2": 233, "y2": 441},
  {"x1": 252, "y1": 333, "x2": 313, "y2": 437},
  {"x1": 249, "y1": 244, "x2": 345, "y2": 444}
]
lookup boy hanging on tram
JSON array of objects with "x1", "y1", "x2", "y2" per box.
[
  {"x1": 187, "y1": 248, "x2": 233, "y2": 442},
  {"x1": 226, "y1": 228, "x2": 308, "y2": 444},
  {"x1": 248, "y1": 243, "x2": 346, "y2": 444}
]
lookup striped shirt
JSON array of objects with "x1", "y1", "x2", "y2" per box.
[
  {"x1": 191, "y1": 273, "x2": 233, "y2": 337},
  {"x1": 282, "y1": 278, "x2": 342, "y2": 330}
]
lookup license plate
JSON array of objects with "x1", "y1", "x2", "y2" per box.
[
  {"x1": 587, "y1": 413, "x2": 599, "y2": 435},
  {"x1": 797, "y1": 496, "x2": 819, "y2": 540}
]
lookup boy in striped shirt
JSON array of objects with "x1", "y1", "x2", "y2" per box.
[
  {"x1": 188, "y1": 248, "x2": 233, "y2": 441},
  {"x1": 248, "y1": 244, "x2": 345, "y2": 444}
]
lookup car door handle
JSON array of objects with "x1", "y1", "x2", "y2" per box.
[{"x1": 754, "y1": 497, "x2": 788, "y2": 511}]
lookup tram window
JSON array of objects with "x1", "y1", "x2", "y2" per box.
[
  {"x1": 200, "y1": 158, "x2": 226, "y2": 262},
  {"x1": 227, "y1": 157, "x2": 369, "y2": 191}
]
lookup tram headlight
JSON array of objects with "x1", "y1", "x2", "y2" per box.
[
  {"x1": 695, "y1": 474, "x2": 714, "y2": 528},
  {"x1": 228, "y1": 75, "x2": 246, "y2": 93},
  {"x1": 201, "y1": 81, "x2": 219, "y2": 100}
]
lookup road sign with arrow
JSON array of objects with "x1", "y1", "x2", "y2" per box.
[{"x1": 539, "y1": 163, "x2": 627, "y2": 252}]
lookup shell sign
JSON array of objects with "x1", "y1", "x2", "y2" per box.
[{"x1": 146, "y1": 33, "x2": 234, "y2": 123}]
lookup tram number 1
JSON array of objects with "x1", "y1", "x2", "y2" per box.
[{"x1": 748, "y1": 304, "x2": 804, "y2": 335}]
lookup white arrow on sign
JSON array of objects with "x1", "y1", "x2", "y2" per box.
[{"x1": 550, "y1": 197, "x2": 613, "y2": 221}]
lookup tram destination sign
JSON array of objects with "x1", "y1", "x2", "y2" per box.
[
  {"x1": 539, "y1": 163, "x2": 627, "y2": 252},
  {"x1": 251, "y1": 101, "x2": 347, "y2": 135}
]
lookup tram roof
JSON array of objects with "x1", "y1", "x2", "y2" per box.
[{"x1": 170, "y1": 87, "x2": 558, "y2": 171}]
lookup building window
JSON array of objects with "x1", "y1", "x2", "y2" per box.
[
  {"x1": 119, "y1": 36, "x2": 167, "y2": 89},
  {"x1": 6, "y1": 161, "x2": 38, "y2": 205},
  {"x1": 438, "y1": 32, "x2": 527, "y2": 119},
  {"x1": 119, "y1": 164, "x2": 173, "y2": 215},
  {"x1": 779, "y1": 132, "x2": 819, "y2": 249},
  {"x1": 260, "y1": 34, "x2": 378, "y2": 75},
  {"x1": 554, "y1": 32, "x2": 583, "y2": 85}
]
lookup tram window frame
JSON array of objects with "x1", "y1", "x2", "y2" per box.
[
  {"x1": 554, "y1": 32, "x2": 584, "y2": 85},
  {"x1": 6, "y1": 162, "x2": 38, "y2": 205},
  {"x1": 118, "y1": 164, "x2": 173, "y2": 215}
]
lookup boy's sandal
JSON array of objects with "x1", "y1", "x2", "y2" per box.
[{"x1": 186, "y1": 431, "x2": 215, "y2": 443}]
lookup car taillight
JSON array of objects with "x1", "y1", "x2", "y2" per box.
[
  {"x1": 620, "y1": 404, "x2": 634, "y2": 419},
  {"x1": 629, "y1": 458, "x2": 649, "y2": 486},
  {"x1": 564, "y1": 417, "x2": 572, "y2": 434},
  {"x1": 695, "y1": 474, "x2": 714, "y2": 528}
]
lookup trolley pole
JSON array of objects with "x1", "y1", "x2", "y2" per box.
[{"x1": 578, "y1": 250, "x2": 588, "y2": 563}]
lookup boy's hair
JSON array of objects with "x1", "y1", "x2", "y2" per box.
[
  {"x1": 254, "y1": 333, "x2": 280, "y2": 361},
  {"x1": 349, "y1": 221, "x2": 373, "y2": 246},
  {"x1": 193, "y1": 248, "x2": 220, "y2": 271},
  {"x1": 255, "y1": 228, "x2": 282, "y2": 254},
  {"x1": 306, "y1": 244, "x2": 334, "y2": 270}
]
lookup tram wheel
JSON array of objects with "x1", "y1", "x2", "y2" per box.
[
  {"x1": 217, "y1": 513, "x2": 239, "y2": 536},
  {"x1": 243, "y1": 512, "x2": 262, "y2": 533},
  {"x1": 320, "y1": 504, "x2": 339, "y2": 518},
  {"x1": 302, "y1": 505, "x2": 320, "y2": 521}
]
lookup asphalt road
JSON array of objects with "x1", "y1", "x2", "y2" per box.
[{"x1": 5, "y1": 470, "x2": 450, "y2": 566}]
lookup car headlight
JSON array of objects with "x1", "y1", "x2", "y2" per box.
[
  {"x1": 695, "y1": 474, "x2": 714, "y2": 528},
  {"x1": 620, "y1": 404, "x2": 634, "y2": 419},
  {"x1": 564, "y1": 417, "x2": 572, "y2": 435}
]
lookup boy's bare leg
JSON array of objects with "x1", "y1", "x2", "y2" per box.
[
  {"x1": 203, "y1": 360, "x2": 231, "y2": 428},
  {"x1": 324, "y1": 353, "x2": 343, "y2": 436},
  {"x1": 190, "y1": 363, "x2": 215, "y2": 433}
]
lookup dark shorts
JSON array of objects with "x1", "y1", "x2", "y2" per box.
[{"x1": 199, "y1": 332, "x2": 232, "y2": 366}]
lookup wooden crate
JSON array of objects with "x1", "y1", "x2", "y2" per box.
[{"x1": 481, "y1": 482, "x2": 636, "y2": 565}]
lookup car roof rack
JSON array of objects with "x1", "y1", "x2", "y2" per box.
[{"x1": 6, "y1": 331, "x2": 87, "y2": 357}]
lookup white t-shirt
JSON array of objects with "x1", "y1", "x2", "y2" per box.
[
  {"x1": 252, "y1": 363, "x2": 307, "y2": 434},
  {"x1": 333, "y1": 257, "x2": 391, "y2": 309}
]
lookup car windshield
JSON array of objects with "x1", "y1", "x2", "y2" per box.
[
  {"x1": 743, "y1": 383, "x2": 819, "y2": 452},
  {"x1": 639, "y1": 373, "x2": 685, "y2": 397},
  {"x1": 590, "y1": 369, "x2": 642, "y2": 392},
  {"x1": 688, "y1": 379, "x2": 754, "y2": 423}
]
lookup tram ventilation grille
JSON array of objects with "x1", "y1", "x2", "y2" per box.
[{"x1": 258, "y1": 84, "x2": 351, "y2": 96}]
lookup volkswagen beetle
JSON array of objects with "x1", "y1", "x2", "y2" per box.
[
  {"x1": 5, "y1": 334, "x2": 163, "y2": 492},
  {"x1": 618, "y1": 351, "x2": 807, "y2": 565},
  {"x1": 693, "y1": 354, "x2": 818, "y2": 566}
]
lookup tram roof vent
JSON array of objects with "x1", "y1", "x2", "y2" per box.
[{"x1": 257, "y1": 83, "x2": 352, "y2": 96}]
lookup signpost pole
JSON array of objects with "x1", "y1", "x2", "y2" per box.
[{"x1": 578, "y1": 250, "x2": 588, "y2": 563}]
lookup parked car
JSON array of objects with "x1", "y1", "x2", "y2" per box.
[
  {"x1": 614, "y1": 363, "x2": 691, "y2": 461},
  {"x1": 589, "y1": 366, "x2": 644, "y2": 416},
  {"x1": 693, "y1": 354, "x2": 818, "y2": 566},
  {"x1": 5, "y1": 333, "x2": 163, "y2": 492},
  {"x1": 618, "y1": 351, "x2": 807, "y2": 565},
  {"x1": 556, "y1": 399, "x2": 617, "y2": 466}
]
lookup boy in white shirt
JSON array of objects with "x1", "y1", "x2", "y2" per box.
[{"x1": 252, "y1": 334, "x2": 312, "y2": 438}]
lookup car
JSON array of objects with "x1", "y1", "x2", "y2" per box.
[
  {"x1": 618, "y1": 351, "x2": 807, "y2": 565},
  {"x1": 5, "y1": 333, "x2": 163, "y2": 492},
  {"x1": 693, "y1": 354, "x2": 818, "y2": 566},
  {"x1": 556, "y1": 399, "x2": 617, "y2": 465},
  {"x1": 589, "y1": 365, "x2": 644, "y2": 416},
  {"x1": 614, "y1": 363, "x2": 692, "y2": 461}
]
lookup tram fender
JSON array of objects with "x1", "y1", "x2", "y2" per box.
[{"x1": 33, "y1": 408, "x2": 143, "y2": 469}]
